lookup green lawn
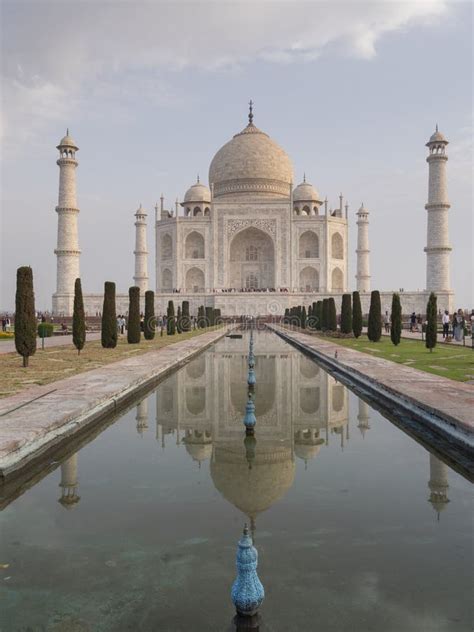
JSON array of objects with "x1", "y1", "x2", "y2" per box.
[{"x1": 312, "y1": 334, "x2": 474, "y2": 382}]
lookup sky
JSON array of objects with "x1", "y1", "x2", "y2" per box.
[{"x1": 1, "y1": 0, "x2": 472, "y2": 310}]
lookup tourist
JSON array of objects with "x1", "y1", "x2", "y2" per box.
[
  {"x1": 453, "y1": 309, "x2": 465, "y2": 342},
  {"x1": 442, "y1": 310, "x2": 450, "y2": 339},
  {"x1": 117, "y1": 315, "x2": 122, "y2": 334},
  {"x1": 5, "y1": 317, "x2": 11, "y2": 332},
  {"x1": 1, "y1": 317, "x2": 5, "y2": 332},
  {"x1": 470, "y1": 309, "x2": 474, "y2": 335},
  {"x1": 384, "y1": 311, "x2": 390, "y2": 333},
  {"x1": 140, "y1": 313, "x2": 145, "y2": 332},
  {"x1": 121, "y1": 315, "x2": 126, "y2": 334},
  {"x1": 409, "y1": 312, "x2": 417, "y2": 332}
]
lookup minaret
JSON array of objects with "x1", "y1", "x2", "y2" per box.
[
  {"x1": 53, "y1": 130, "x2": 81, "y2": 316},
  {"x1": 428, "y1": 453, "x2": 450, "y2": 520},
  {"x1": 424, "y1": 126, "x2": 451, "y2": 292},
  {"x1": 133, "y1": 204, "x2": 148, "y2": 293},
  {"x1": 58, "y1": 453, "x2": 80, "y2": 508},
  {"x1": 355, "y1": 203, "x2": 370, "y2": 292}
]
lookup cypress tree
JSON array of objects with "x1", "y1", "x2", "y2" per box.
[
  {"x1": 301, "y1": 305, "x2": 307, "y2": 329},
  {"x1": 14, "y1": 266, "x2": 36, "y2": 367},
  {"x1": 176, "y1": 306, "x2": 183, "y2": 333},
  {"x1": 352, "y1": 291, "x2": 363, "y2": 339},
  {"x1": 328, "y1": 297, "x2": 337, "y2": 331},
  {"x1": 127, "y1": 286, "x2": 141, "y2": 343},
  {"x1": 425, "y1": 292, "x2": 437, "y2": 353},
  {"x1": 72, "y1": 278, "x2": 86, "y2": 354},
  {"x1": 284, "y1": 308, "x2": 290, "y2": 324},
  {"x1": 340, "y1": 293, "x2": 352, "y2": 334},
  {"x1": 144, "y1": 290, "x2": 155, "y2": 340},
  {"x1": 307, "y1": 304, "x2": 313, "y2": 329},
  {"x1": 215, "y1": 308, "x2": 222, "y2": 325},
  {"x1": 101, "y1": 281, "x2": 117, "y2": 348},
  {"x1": 167, "y1": 300, "x2": 176, "y2": 335},
  {"x1": 367, "y1": 290, "x2": 382, "y2": 342},
  {"x1": 321, "y1": 299, "x2": 329, "y2": 331},
  {"x1": 205, "y1": 306, "x2": 213, "y2": 327},
  {"x1": 182, "y1": 300, "x2": 191, "y2": 332},
  {"x1": 390, "y1": 292, "x2": 402, "y2": 346},
  {"x1": 315, "y1": 301, "x2": 322, "y2": 331}
]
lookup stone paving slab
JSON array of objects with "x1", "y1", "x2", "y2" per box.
[
  {"x1": 269, "y1": 325, "x2": 474, "y2": 445},
  {"x1": 0, "y1": 327, "x2": 229, "y2": 478}
]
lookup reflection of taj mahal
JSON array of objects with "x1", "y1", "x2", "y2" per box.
[{"x1": 52, "y1": 105, "x2": 454, "y2": 316}]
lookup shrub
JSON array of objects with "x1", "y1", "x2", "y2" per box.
[
  {"x1": 426, "y1": 292, "x2": 437, "y2": 352},
  {"x1": 301, "y1": 305, "x2": 307, "y2": 329},
  {"x1": 328, "y1": 298, "x2": 337, "y2": 331},
  {"x1": 197, "y1": 305, "x2": 206, "y2": 328},
  {"x1": 340, "y1": 294, "x2": 352, "y2": 334},
  {"x1": 167, "y1": 300, "x2": 176, "y2": 335},
  {"x1": 181, "y1": 301, "x2": 191, "y2": 332},
  {"x1": 72, "y1": 278, "x2": 86, "y2": 355},
  {"x1": 37, "y1": 323, "x2": 54, "y2": 338},
  {"x1": 127, "y1": 287, "x2": 141, "y2": 343},
  {"x1": 101, "y1": 281, "x2": 117, "y2": 348},
  {"x1": 321, "y1": 299, "x2": 329, "y2": 331},
  {"x1": 205, "y1": 306, "x2": 213, "y2": 327},
  {"x1": 390, "y1": 293, "x2": 402, "y2": 346},
  {"x1": 367, "y1": 290, "x2": 382, "y2": 342},
  {"x1": 15, "y1": 266, "x2": 37, "y2": 367},
  {"x1": 144, "y1": 290, "x2": 155, "y2": 340},
  {"x1": 176, "y1": 306, "x2": 183, "y2": 333},
  {"x1": 352, "y1": 291, "x2": 362, "y2": 338}
]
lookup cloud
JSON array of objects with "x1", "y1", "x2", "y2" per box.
[{"x1": 1, "y1": 0, "x2": 450, "y2": 149}]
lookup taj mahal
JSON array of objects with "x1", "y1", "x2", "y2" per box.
[{"x1": 52, "y1": 103, "x2": 454, "y2": 316}]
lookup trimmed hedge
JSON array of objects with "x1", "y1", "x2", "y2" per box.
[
  {"x1": 38, "y1": 323, "x2": 54, "y2": 338},
  {"x1": 352, "y1": 291, "x2": 362, "y2": 338}
]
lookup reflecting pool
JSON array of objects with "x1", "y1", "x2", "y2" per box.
[{"x1": 1, "y1": 331, "x2": 472, "y2": 631}]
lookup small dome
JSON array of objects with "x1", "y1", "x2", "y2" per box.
[
  {"x1": 427, "y1": 126, "x2": 448, "y2": 145},
  {"x1": 184, "y1": 179, "x2": 211, "y2": 204},
  {"x1": 57, "y1": 129, "x2": 78, "y2": 150},
  {"x1": 293, "y1": 178, "x2": 321, "y2": 203}
]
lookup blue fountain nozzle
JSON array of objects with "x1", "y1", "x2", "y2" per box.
[
  {"x1": 243, "y1": 396, "x2": 256, "y2": 430},
  {"x1": 231, "y1": 524, "x2": 265, "y2": 617}
]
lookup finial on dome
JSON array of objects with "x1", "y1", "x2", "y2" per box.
[
  {"x1": 436, "y1": 123, "x2": 438, "y2": 132},
  {"x1": 248, "y1": 99, "x2": 254, "y2": 125},
  {"x1": 66, "y1": 128, "x2": 69, "y2": 136},
  {"x1": 197, "y1": 174, "x2": 200, "y2": 183},
  {"x1": 303, "y1": 172, "x2": 306, "y2": 183}
]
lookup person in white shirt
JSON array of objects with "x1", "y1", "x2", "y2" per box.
[{"x1": 442, "y1": 310, "x2": 450, "y2": 339}]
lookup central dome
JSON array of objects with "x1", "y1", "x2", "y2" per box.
[{"x1": 209, "y1": 118, "x2": 294, "y2": 199}]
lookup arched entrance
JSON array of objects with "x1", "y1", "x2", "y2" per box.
[{"x1": 229, "y1": 227, "x2": 275, "y2": 290}]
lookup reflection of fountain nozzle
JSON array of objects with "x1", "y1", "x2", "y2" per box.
[
  {"x1": 244, "y1": 435, "x2": 256, "y2": 469},
  {"x1": 247, "y1": 367, "x2": 256, "y2": 387},
  {"x1": 243, "y1": 396, "x2": 257, "y2": 433}
]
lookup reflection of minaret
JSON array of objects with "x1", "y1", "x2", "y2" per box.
[
  {"x1": 58, "y1": 453, "x2": 80, "y2": 509},
  {"x1": 136, "y1": 399, "x2": 149, "y2": 436},
  {"x1": 428, "y1": 454, "x2": 450, "y2": 521},
  {"x1": 357, "y1": 400, "x2": 371, "y2": 437}
]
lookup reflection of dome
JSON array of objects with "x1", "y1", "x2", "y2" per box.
[
  {"x1": 293, "y1": 179, "x2": 321, "y2": 203},
  {"x1": 58, "y1": 492, "x2": 80, "y2": 509},
  {"x1": 185, "y1": 442, "x2": 212, "y2": 463},
  {"x1": 184, "y1": 179, "x2": 211, "y2": 203},
  {"x1": 209, "y1": 116, "x2": 294, "y2": 199},
  {"x1": 211, "y1": 444, "x2": 295, "y2": 519},
  {"x1": 294, "y1": 443, "x2": 323, "y2": 462}
]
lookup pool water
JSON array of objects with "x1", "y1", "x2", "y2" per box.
[{"x1": 1, "y1": 331, "x2": 472, "y2": 631}]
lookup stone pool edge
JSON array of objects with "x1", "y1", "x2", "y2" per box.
[
  {"x1": 0, "y1": 326, "x2": 231, "y2": 480},
  {"x1": 268, "y1": 324, "x2": 474, "y2": 452}
]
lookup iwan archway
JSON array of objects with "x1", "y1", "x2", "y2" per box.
[{"x1": 229, "y1": 227, "x2": 275, "y2": 290}]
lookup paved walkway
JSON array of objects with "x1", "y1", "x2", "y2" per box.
[
  {"x1": 381, "y1": 329, "x2": 468, "y2": 347},
  {"x1": 0, "y1": 332, "x2": 102, "y2": 354},
  {"x1": 269, "y1": 325, "x2": 474, "y2": 441},
  {"x1": 0, "y1": 327, "x2": 229, "y2": 478}
]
